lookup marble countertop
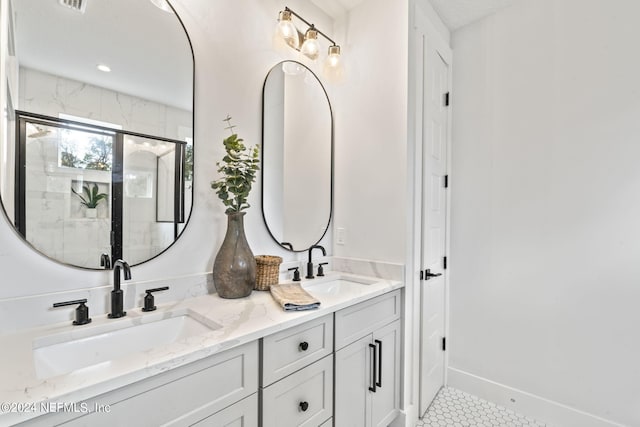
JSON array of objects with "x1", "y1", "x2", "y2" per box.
[{"x1": 0, "y1": 272, "x2": 402, "y2": 425}]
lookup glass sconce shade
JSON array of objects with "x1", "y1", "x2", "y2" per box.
[
  {"x1": 274, "y1": 8, "x2": 344, "y2": 81},
  {"x1": 325, "y1": 45, "x2": 341, "y2": 67},
  {"x1": 300, "y1": 28, "x2": 320, "y2": 60},
  {"x1": 277, "y1": 10, "x2": 300, "y2": 49},
  {"x1": 323, "y1": 45, "x2": 344, "y2": 83}
]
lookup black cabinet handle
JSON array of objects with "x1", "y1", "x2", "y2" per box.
[
  {"x1": 375, "y1": 339, "x2": 383, "y2": 387},
  {"x1": 299, "y1": 401, "x2": 309, "y2": 412},
  {"x1": 368, "y1": 343, "x2": 377, "y2": 392},
  {"x1": 299, "y1": 341, "x2": 309, "y2": 351}
]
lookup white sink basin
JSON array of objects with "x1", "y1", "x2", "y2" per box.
[
  {"x1": 33, "y1": 309, "x2": 220, "y2": 379},
  {"x1": 302, "y1": 276, "x2": 376, "y2": 296}
]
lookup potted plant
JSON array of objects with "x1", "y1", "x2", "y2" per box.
[
  {"x1": 210, "y1": 116, "x2": 260, "y2": 298},
  {"x1": 72, "y1": 182, "x2": 108, "y2": 218}
]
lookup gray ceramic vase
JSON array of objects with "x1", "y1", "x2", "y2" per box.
[{"x1": 213, "y1": 212, "x2": 256, "y2": 298}]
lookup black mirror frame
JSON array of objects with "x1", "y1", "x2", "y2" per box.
[{"x1": 260, "y1": 60, "x2": 334, "y2": 253}]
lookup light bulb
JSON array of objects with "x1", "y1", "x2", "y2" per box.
[
  {"x1": 300, "y1": 28, "x2": 320, "y2": 60},
  {"x1": 323, "y1": 45, "x2": 345, "y2": 83},
  {"x1": 325, "y1": 45, "x2": 341, "y2": 67},
  {"x1": 276, "y1": 10, "x2": 300, "y2": 49}
]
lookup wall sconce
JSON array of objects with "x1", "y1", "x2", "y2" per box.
[{"x1": 276, "y1": 7, "x2": 344, "y2": 81}]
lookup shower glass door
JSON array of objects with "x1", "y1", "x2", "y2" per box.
[
  {"x1": 17, "y1": 116, "x2": 114, "y2": 268},
  {"x1": 121, "y1": 135, "x2": 186, "y2": 264},
  {"x1": 15, "y1": 111, "x2": 188, "y2": 269}
]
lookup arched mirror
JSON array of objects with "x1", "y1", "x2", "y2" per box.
[
  {"x1": 0, "y1": 0, "x2": 194, "y2": 269},
  {"x1": 261, "y1": 61, "x2": 333, "y2": 252}
]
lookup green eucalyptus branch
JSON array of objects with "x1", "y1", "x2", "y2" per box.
[{"x1": 211, "y1": 117, "x2": 260, "y2": 213}]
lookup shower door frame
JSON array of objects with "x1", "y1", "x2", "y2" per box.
[{"x1": 15, "y1": 110, "x2": 186, "y2": 268}]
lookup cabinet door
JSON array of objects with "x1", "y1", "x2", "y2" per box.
[
  {"x1": 57, "y1": 342, "x2": 258, "y2": 427},
  {"x1": 334, "y1": 290, "x2": 401, "y2": 351},
  {"x1": 192, "y1": 393, "x2": 258, "y2": 427},
  {"x1": 334, "y1": 334, "x2": 372, "y2": 427},
  {"x1": 371, "y1": 320, "x2": 401, "y2": 427}
]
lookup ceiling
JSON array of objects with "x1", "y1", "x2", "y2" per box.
[
  {"x1": 14, "y1": 0, "x2": 193, "y2": 111},
  {"x1": 13, "y1": 0, "x2": 515, "y2": 114},
  {"x1": 428, "y1": 0, "x2": 519, "y2": 30},
  {"x1": 315, "y1": 0, "x2": 518, "y2": 30}
]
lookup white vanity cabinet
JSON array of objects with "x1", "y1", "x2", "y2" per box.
[
  {"x1": 191, "y1": 394, "x2": 258, "y2": 427},
  {"x1": 261, "y1": 314, "x2": 334, "y2": 427},
  {"x1": 22, "y1": 341, "x2": 259, "y2": 427},
  {"x1": 334, "y1": 290, "x2": 402, "y2": 427},
  {"x1": 14, "y1": 287, "x2": 402, "y2": 427}
]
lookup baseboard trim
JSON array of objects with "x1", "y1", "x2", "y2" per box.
[
  {"x1": 390, "y1": 404, "x2": 417, "y2": 427},
  {"x1": 447, "y1": 367, "x2": 625, "y2": 427}
]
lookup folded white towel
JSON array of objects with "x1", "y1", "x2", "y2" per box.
[{"x1": 269, "y1": 283, "x2": 320, "y2": 311}]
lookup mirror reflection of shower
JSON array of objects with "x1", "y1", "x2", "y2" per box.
[{"x1": 16, "y1": 112, "x2": 190, "y2": 268}]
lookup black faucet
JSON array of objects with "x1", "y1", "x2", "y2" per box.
[
  {"x1": 100, "y1": 253, "x2": 111, "y2": 269},
  {"x1": 306, "y1": 245, "x2": 326, "y2": 279},
  {"x1": 109, "y1": 259, "x2": 131, "y2": 319}
]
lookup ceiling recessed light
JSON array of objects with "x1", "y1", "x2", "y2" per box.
[{"x1": 97, "y1": 64, "x2": 111, "y2": 73}]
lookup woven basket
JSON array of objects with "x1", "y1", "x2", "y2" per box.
[{"x1": 255, "y1": 255, "x2": 283, "y2": 291}]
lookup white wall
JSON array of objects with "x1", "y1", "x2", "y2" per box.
[
  {"x1": 449, "y1": 1, "x2": 640, "y2": 425},
  {"x1": 333, "y1": 0, "x2": 408, "y2": 264},
  {"x1": 0, "y1": 0, "x2": 334, "y2": 303}
]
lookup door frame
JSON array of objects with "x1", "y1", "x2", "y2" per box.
[{"x1": 405, "y1": 1, "x2": 453, "y2": 423}]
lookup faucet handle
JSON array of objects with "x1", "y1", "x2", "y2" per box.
[
  {"x1": 100, "y1": 253, "x2": 111, "y2": 269},
  {"x1": 317, "y1": 262, "x2": 328, "y2": 277},
  {"x1": 288, "y1": 267, "x2": 301, "y2": 282},
  {"x1": 142, "y1": 287, "x2": 169, "y2": 312},
  {"x1": 53, "y1": 299, "x2": 92, "y2": 326}
]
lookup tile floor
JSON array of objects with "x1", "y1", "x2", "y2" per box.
[{"x1": 416, "y1": 387, "x2": 548, "y2": 427}]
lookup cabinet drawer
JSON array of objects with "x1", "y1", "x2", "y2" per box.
[
  {"x1": 262, "y1": 314, "x2": 333, "y2": 386},
  {"x1": 192, "y1": 393, "x2": 257, "y2": 427},
  {"x1": 54, "y1": 341, "x2": 258, "y2": 427},
  {"x1": 334, "y1": 290, "x2": 401, "y2": 350},
  {"x1": 261, "y1": 355, "x2": 333, "y2": 427}
]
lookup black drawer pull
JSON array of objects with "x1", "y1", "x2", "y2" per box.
[
  {"x1": 299, "y1": 341, "x2": 309, "y2": 351},
  {"x1": 299, "y1": 401, "x2": 309, "y2": 412},
  {"x1": 368, "y1": 343, "x2": 377, "y2": 392},
  {"x1": 375, "y1": 339, "x2": 382, "y2": 387}
]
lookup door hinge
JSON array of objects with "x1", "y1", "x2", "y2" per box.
[
  {"x1": 442, "y1": 337, "x2": 446, "y2": 351},
  {"x1": 444, "y1": 92, "x2": 450, "y2": 106},
  {"x1": 444, "y1": 175, "x2": 449, "y2": 188},
  {"x1": 420, "y1": 270, "x2": 423, "y2": 281},
  {"x1": 443, "y1": 256, "x2": 447, "y2": 270}
]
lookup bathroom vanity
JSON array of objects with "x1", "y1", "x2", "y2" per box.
[{"x1": 0, "y1": 274, "x2": 403, "y2": 426}]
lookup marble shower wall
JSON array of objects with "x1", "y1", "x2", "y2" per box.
[
  {"x1": 18, "y1": 67, "x2": 192, "y2": 141},
  {"x1": 24, "y1": 136, "x2": 111, "y2": 267}
]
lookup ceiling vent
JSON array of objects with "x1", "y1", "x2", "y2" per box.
[{"x1": 58, "y1": 0, "x2": 87, "y2": 14}]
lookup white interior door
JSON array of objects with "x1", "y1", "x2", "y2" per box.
[{"x1": 419, "y1": 38, "x2": 450, "y2": 416}]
